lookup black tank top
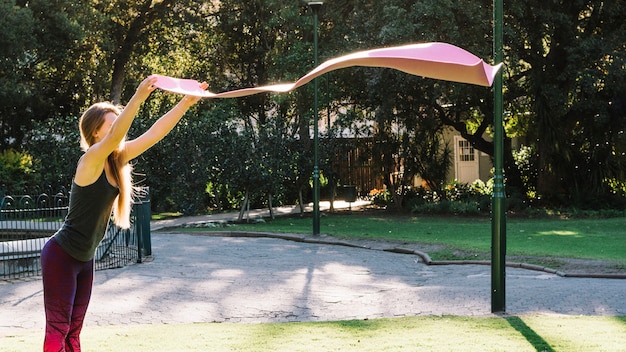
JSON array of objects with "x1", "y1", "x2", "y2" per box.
[{"x1": 53, "y1": 171, "x2": 119, "y2": 261}]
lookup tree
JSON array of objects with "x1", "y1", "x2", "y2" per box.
[
  {"x1": 317, "y1": 0, "x2": 508, "y2": 199},
  {"x1": 506, "y1": 1, "x2": 626, "y2": 205},
  {"x1": 22, "y1": 115, "x2": 81, "y2": 192},
  {"x1": 0, "y1": 0, "x2": 85, "y2": 149},
  {"x1": 206, "y1": 1, "x2": 320, "y2": 213},
  {"x1": 3, "y1": 0, "x2": 222, "y2": 212},
  {"x1": 0, "y1": 149, "x2": 37, "y2": 194},
  {"x1": 102, "y1": 0, "x2": 214, "y2": 103},
  {"x1": 326, "y1": 0, "x2": 626, "y2": 207},
  {"x1": 0, "y1": 0, "x2": 34, "y2": 150}
]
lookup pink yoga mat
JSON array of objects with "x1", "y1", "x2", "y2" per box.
[{"x1": 154, "y1": 42, "x2": 503, "y2": 98}]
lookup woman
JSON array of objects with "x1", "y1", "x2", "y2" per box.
[{"x1": 40, "y1": 75, "x2": 207, "y2": 351}]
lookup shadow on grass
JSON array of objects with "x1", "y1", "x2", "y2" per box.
[{"x1": 505, "y1": 316, "x2": 555, "y2": 352}]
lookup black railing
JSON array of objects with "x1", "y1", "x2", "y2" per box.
[{"x1": 0, "y1": 189, "x2": 151, "y2": 280}]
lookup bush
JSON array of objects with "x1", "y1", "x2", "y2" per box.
[
  {"x1": 22, "y1": 115, "x2": 80, "y2": 191},
  {"x1": 512, "y1": 145, "x2": 538, "y2": 199},
  {"x1": 0, "y1": 149, "x2": 39, "y2": 194},
  {"x1": 408, "y1": 180, "x2": 505, "y2": 215},
  {"x1": 369, "y1": 188, "x2": 392, "y2": 207},
  {"x1": 412, "y1": 200, "x2": 481, "y2": 215}
]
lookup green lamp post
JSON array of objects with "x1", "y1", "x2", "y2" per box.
[
  {"x1": 308, "y1": 1, "x2": 323, "y2": 235},
  {"x1": 492, "y1": 0, "x2": 506, "y2": 313}
]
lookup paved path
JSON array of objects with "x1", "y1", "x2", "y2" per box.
[
  {"x1": 1, "y1": 201, "x2": 625, "y2": 337},
  {"x1": 148, "y1": 200, "x2": 370, "y2": 231}
]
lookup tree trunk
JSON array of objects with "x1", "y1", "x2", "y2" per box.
[
  {"x1": 298, "y1": 187, "x2": 304, "y2": 214},
  {"x1": 329, "y1": 182, "x2": 335, "y2": 213},
  {"x1": 109, "y1": 0, "x2": 173, "y2": 103},
  {"x1": 238, "y1": 191, "x2": 249, "y2": 222},
  {"x1": 536, "y1": 138, "x2": 566, "y2": 202},
  {"x1": 268, "y1": 193, "x2": 274, "y2": 219}
]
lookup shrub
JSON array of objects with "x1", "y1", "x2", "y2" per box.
[
  {"x1": 22, "y1": 115, "x2": 80, "y2": 191},
  {"x1": 0, "y1": 149, "x2": 39, "y2": 194},
  {"x1": 369, "y1": 188, "x2": 392, "y2": 207},
  {"x1": 512, "y1": 144, "x2": 538, "y2": 199},
  {"x1": 412, "y1": 200, "x2": 481, "y2": 215}
]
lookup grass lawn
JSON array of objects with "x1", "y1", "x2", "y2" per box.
[
  {"x1": 3, "y1": 316, "x2": 625, "y2": 351},
  {"x1": 198, "y1": 213, "x2": 626, "y2": 264}
]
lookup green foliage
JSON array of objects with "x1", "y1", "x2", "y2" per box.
[
  {"x1": 412, "y1": 200, "x2": 482, "y2": 215},
  {"x1": 0, "y1": 0, "x2": 35, "y2": 69},
  {"x1": 369, "y1": 188, "x2": 392, "y2": 207},
  {"x1": 605, "y1": 178, "x2": 626, "y2": 198},
  {"x1": 521, "y1": 204, "x2": 626, "y2": 219},
  {"x1": 408, "y1": 180, "x2": 493, "y2": 215},
  {"x1": 22, "y1": 115, "x2": 81, "y2": 192},
  {"x1": 0, "y1": 149, "x2": 38, "y2": 193},
  {"x1": 0, "y1": 0, "x2": 35, "y2": 150},
  {"x1": 133, "y1": 101, "x2": 219, "y2": 215},
  {"x1": 205, "y1": 182, "x2": 239, "y2": 211},
  {"x1": 367, "y1": 179, "x2": 494, "y2": 214},
  {"x1": 0, "y1": 0, "x2": 93, "y2": 149},
  {"x1": 512, "y1": 145, "x2": 538, "y2": 199},
  {"x1": 506, "y1": 1, "x2": 626, "y2": 205}
]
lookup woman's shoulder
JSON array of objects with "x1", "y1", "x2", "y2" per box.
[{"x1": 74, "y1": 152, "x2": 106, "y2": 187}]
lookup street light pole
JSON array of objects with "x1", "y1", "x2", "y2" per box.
[
  {"x1": 309, "y1": 1, "x2": 323, "y2": 235},
  {"x1": 492, "y1": 0, "x2": 506, "y2": 313}
]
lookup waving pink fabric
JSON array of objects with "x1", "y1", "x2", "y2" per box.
[{"x1": 154, "y1": 42, "x2": 503, "y2": 98}]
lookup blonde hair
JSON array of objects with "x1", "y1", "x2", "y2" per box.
[{"x1": 79, "y1": 102, "x2": 133, "y2": 229}]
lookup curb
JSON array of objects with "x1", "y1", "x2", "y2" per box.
[{"x1": 163, "y1": 229, "x2": 626, "y2": 280}]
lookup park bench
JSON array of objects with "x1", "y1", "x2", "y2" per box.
[{"x1": 0, "y1": 236, "x2": 49, "y2": 276}]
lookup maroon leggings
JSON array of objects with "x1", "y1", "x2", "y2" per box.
[{"x1": 41, "y1": 237, "x2": 94, "y2": 352}]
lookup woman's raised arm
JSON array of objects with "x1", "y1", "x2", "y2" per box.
[
  {"x1": 91, "y1": 76, "x2": 159, "y2": 160},
  {"x1": 123, "y1": 81, "x2": 208, "y2": 162},
  {"x1": 74, "y1": 75, "x2": 159, "y2": 185}
]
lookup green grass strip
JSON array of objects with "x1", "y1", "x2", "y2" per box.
[{"x1": 203, "y1": 214, "x2": 626, "y2": 262}]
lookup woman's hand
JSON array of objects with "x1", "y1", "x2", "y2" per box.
[
  {"x1": 180, "y1": 81, "x2": 209, "y2": 107},
  {"x1": 122, "y1": 80, "x2": 209, "y2": 162},
  {"x1": 134, "y1": 75, "x2": 160, "y2": 101}
]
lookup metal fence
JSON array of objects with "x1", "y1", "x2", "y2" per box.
[{"x1": 0, "y1": 189, "x2": 151, "y2": 280}]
